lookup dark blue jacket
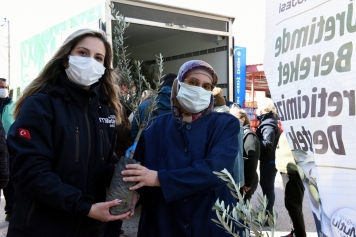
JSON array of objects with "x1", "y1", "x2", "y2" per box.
[
  {"x1": 134, "y1": 112, "x2": 242, "y2": 237},
  {"x1": 256, "y1": 111, "x2": 281, "y2": 162},
  {"x1": 130, "y1": 86, "x2": 171, "y2": 141},
  {"x1": 7, "y1": 74, "x2": 117, "y2": 237}
]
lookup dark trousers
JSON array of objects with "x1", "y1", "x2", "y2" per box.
[
  {"x1": 103, "y1": 220, "x2": 123, "y2": 237},
  {"x1": 3, "y1": 156, "x2": 14, "y2": 214},
  {"x1": 242, "y1": 172, "x2": 259, "y2": 201},
  {"x1": 259, "y1": 161, "x2": 277, "y2": 213},
  {"x1": 281, "y1": 172, "x2": 306, "y2": 237}
]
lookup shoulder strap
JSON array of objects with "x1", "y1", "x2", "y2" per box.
[{"x1": 243, "y1": 128, "x2": 256, "y2": 141}]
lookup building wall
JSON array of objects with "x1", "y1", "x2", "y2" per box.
[{"x1": 17, "y1": 5, "x2": 103, "y2": 100}]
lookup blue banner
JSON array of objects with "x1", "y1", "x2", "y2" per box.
[{"x1": 234, "y1": 46, "x2": 246, "y2": 107}]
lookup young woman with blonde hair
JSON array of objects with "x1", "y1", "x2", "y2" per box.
[{"x1": 7, "y1": 29, "x2": 132, "y2": 237}]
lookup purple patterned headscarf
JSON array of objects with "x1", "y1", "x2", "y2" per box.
[
  {"x1": 177, "y1": 60, "x2": 218, "y2": 85},
  {"x1": 171, "y1": 60, "x2": 219, "y2": 123}
]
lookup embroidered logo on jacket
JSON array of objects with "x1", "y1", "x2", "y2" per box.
[
  {"x1": 99, "y1": 115, "x2": 116, "y2": 127},
  {"x1": 18, "y1": 128, "x2": 31, "y2": 139}
]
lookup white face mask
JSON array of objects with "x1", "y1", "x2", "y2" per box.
[
  {"x1": 65, "y1": 55, "x2": 106, "y2": 86},
  {"x1": 176, "y1": 81, "x2": 212, "y2": 113},
  {"x1": 0, "y1": 88, "x2": 8, "y2": 98}
]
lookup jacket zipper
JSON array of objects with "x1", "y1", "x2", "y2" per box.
[
  {"x1": 84, "y1": 98, "x2": 92, "y2": 193},
  {"x1": 75, "y1": 127, "x2": 80, "y2": 162},
  {"x1": 70, "y1": 105, "x2": 80, "y2": 162}
]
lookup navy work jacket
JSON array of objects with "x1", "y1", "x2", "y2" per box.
[
  {"x1": 7, "y1": 74, "x2": 117, "y2": 237},
  {"x1": 134, "y1": 111, "x2": 242, "y2": 237}
]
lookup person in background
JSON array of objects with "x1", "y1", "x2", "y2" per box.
[
  {"x1": 118, "y1": 80, "x2": 129, "y2": 97},
  {"x1": 117, "y1": 77, "x2": 136, "y2": 118},
  {"x1": 127, "y1": 89, "x2": 155, "y2": 123},
  {"x1": 230, "y1": 105, "x2": 260, "y2": 201},
  {"x1": 0, "y1": 119, "x2": 9, "y2": 190},
  {"x1": 122, "y1": 60, "x2": 242, "y2": 237},
  {"x1": 0, "y1": 78, "x2": 14, "y2": 136},
  {"x1": 0, "y1": 78, "x2": 14, "y2": 222},
  {"x1": 225, "y1": 99, "x2": 234, "y2": 107},
  {"x1": 212, "y1": 87, "x2": 229, "y2": 112},
  {"x1": 130, "y1": 73, "x2": 176, "y2": 142},
  {"x1": 139, "y1": 90, "x2": 154, "y2": 104},
  {"x1": 255, "y1": 97, "x2": 281, "y2": 214},
  {"x1": 6, "y1": 29, "x2": 131, "y2": 237},
  {"x1": 276, "y1": 127, "x2": 306, "y2": 237}
]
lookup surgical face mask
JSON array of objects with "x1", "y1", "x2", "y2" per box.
[
  {"x1": 0, "y1": 88, "x2": 8, "y2": 98},
  {"x1": 65, "y1": 55, "x2": 106, "y2": 86},
  {"x1": 176, "y1": 81, "x2": 212, "y2": 113}
]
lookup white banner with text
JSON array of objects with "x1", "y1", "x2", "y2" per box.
[{"x1": 264, "y1": 0, "x2": 356, "y2": 236}]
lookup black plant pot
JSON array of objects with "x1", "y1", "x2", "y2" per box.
[{"x1": 106, "y1": 156, "x2": 138, "y2": 215}]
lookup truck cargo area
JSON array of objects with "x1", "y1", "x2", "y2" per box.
[{"x1": 109, "y1": 0, "x2": 234, "y2": 96}]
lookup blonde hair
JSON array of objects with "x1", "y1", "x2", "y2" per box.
[
  {"x1": 229, "y1": 104, "x2": 250, "y2": 126},
  {"x1": 140, "y1": 90, "x2": 154, "y2": 104},
  {"x1": 14, "y1": 28, "x2": 122, "y2": 124},
  {"x1": 257, "y1": 97, "x2": 277, "y2": 115}
]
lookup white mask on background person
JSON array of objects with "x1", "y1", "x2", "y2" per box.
[
  {"x1": 176, "y1": 81, "x2": 212, "y2": 113},
  {"x1": 0, "y1": 88, "x2": 8, "y2": 98},
  {"x1": 65, "y1": 55, "x2": 106, "y2": 86}
]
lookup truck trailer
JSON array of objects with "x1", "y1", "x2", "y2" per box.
[{"x1": 105, "y1": 0, "x2": 235, "y2": 100}]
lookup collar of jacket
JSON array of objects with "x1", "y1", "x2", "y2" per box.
[
  {"x1": 158, "y1": 86, "x2": 172, "y2": 95},
  {"x1": 257, "y1": 111, "x2": 276, "y2": 121},
  {"x1": 40, "y1": 72, "x2": 108, "y2": 107},
  {"x1": 243, "y1": 124, "x2": 251, "y2": 130},
  {"x1": 0, "y1": 97, "x2": 11, "y2": 112},
  {"x1": 0, "y1": 97, "x2": 11, "y2": 104},
  {"x1": 156, "y1": 86, "x2": 172, "y2": 110}
]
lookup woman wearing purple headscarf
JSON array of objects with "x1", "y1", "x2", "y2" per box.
[{"x1": 122, "y1": 60, "x2": 242, "y2": 237}]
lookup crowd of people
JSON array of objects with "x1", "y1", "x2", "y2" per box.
[{"x1": 0, "y1": 28, "x2": 307, "y2": 237}]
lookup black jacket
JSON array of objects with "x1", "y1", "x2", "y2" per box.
[
  {"x1": 242, "y1": 124, "x2": 260, "y2": 187},
  {"x1": 0, "y1": 118, "x2": 9, "y2": 188},
  {"x1": 256, "y1": 111, "x2": 281, "y2": 162},
  {"x1": 7, "y1": 74, "x2": 118, "y2": 237}
]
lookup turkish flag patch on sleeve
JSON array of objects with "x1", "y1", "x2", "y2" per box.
[{"x1": 18, "y1": 128, "x2": 31, "y2": 139}]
